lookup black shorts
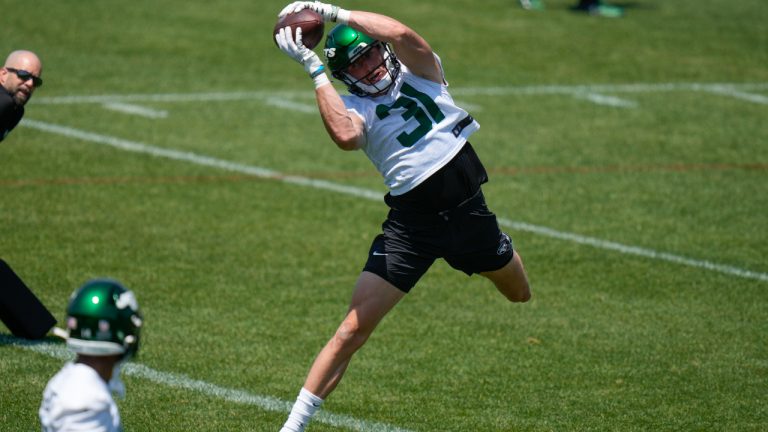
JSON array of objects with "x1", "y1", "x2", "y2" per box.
[{"x1": 363, "y1": 143, "x2": 514, "y2": 293}]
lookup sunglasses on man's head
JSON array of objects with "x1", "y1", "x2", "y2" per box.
[{"x1": 6, "y1": 67, "x2": 43, "y2": 87}]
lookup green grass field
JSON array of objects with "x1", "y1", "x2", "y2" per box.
[{"x1": 2, "y1": 0, "x2": 767, "y2": 430}]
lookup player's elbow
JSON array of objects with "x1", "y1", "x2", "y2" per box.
[
  {"x1": 390, "y1": 28, "x2": 409, "y2": 45},
  {"x1": 332, "y1": 132, "x2": 361, "y2": 151},
  {"x1": 334, "y1": 140, "x2": 359, "y2": 151},
  {"x1": 382, "y1": 19, "x2": 413, "y2": 44}
]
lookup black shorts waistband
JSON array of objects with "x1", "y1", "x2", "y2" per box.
[
  {"x1": 384, "y1": 142, "x2": 489, "y2": 214},
  {"x1": 389, "y1": 188, "x2": 487, "y2": 224}
]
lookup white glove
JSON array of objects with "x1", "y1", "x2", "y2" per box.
[
  {"x1": 278, "y1": 1, "x2": 350, "y2": 24},
  {"x1": 275, "y1": 26, "x2": 330, "y2": 88}
]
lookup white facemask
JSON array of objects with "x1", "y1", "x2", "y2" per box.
[{"x1": 346, "y1": 46, "x2": 398, "y2": 96}]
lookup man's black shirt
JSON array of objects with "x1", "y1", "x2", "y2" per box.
[{"x1": 1, "y1": 90, "x2": 24, "y2": 142}]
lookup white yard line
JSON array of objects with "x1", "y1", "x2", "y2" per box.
[
  {"x1": 452, "y1": 99, "x2": 483, "y2": 111},
  {"x1": 29, "y1": 82, "x2": 768, "y2": 113},
  {"x1": 264, "y1": 96, "x2": 318, "y2": 113},
  {"x1": 704, "y1": 85, "x2": 768, "y2": 105},
  {"x1": 20, "y1": 119, "x2": 768, "y2": 283},
  {"x1": 33, "y1": 90, "x2": 289, "y2": 105},
  {"x1": 572, "y1": 92, "x2": 637, "y2": 108},
  {"x1": 501, "y1": 220, "x2": 768, "y2": 282},
  {"x1": 32, "y1": 82, "x2": 768, "y2": 105},
  {"x1": 102, "y1": 102, "x2": 169, "y2": 119},
  {"x1": 450, "y1": 82, "x2": 768, "y2": 97},
  {"x1": 0, "y1": 335, "x2": 413, "y2": 432}
]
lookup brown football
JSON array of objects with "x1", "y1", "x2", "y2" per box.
[{"x1": 273, "y1": 9, "x2": 325, "y2": 49}]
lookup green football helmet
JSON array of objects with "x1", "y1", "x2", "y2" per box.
[
  {"x1": 323, "y1": 24, "x2": 401, "y2": 97},
  {"x1": 64, "y1": 279, "x2": 143, "y2": 359}
]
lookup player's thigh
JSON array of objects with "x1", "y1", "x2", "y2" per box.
[
  {"x1": 480, "y1": 252, "x2": 530, "y2": 302},
  {"x1": 346, "y1": 271, "x2": 406, "y2": 334}
]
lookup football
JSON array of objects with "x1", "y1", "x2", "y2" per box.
[{"x1": 273, "y1": 9, "x2": 325, "y2": 49}]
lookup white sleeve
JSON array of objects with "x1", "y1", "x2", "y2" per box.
[
  {"x1": 433, "y1": 53, "x2": 448, "y2": 86},
  {"x1": 40, "y1": 365, "x2": 122, "y2": 432},
  {"x1": 41, "y1": 393, "x2": 121, "y2": 432}
]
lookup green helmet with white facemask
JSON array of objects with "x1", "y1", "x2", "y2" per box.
[
  {"x1": 65, "y1": 279, "x2": 143, "y2": 359},
  {"x1": 323, "y1": 24, "x2": 401, "y2": 97}
]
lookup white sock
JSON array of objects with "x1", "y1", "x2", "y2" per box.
[{"x1": 280, "y1": 388, "x2": 324, "y2": 432}]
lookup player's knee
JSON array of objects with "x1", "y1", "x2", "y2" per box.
[
  {"x1": 502, "y1": 281, "x2": 531, "y2": 303},
  {"x1": 332, "y1": 320, "x2": 369, "y2": 353},
  {"x1": 511, "y1": 288, "x2": 531, "y2": 303}
]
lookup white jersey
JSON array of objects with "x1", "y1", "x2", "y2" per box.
[
  {"x1": 40, "y1": 363, "x2": 122, "y2": 432},
  {"x1": 342, "y1": 55, "x2": 480, "y2": 196}
]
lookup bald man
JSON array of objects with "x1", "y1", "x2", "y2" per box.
[{"x1": 1, "y1": 50, "x2": 43, "y2": 142}]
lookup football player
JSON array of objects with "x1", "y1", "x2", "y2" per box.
[
  {"x1": 39, "y1": 279, "x2": 143, "y2": 432},
  {"x1": 275, "y1": 3, "x2": 531, "y2": 430}
]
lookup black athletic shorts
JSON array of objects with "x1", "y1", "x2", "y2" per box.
[{"x1": 363, "y1": 143, "x2": 514, "y2": 293}]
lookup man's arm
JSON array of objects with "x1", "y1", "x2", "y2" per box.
[
  {"x1": 1, "y1": 92, "x2": 19, "y2": 142},
  {"x1": 1, "y1": 91, "x2": 15, "y2": 120},
  {"x1": 280, "y1": 2, "x2": 443, "y2": 84},
  {"x1": 315, "y1": 84, "x2": 364, "y2": 151},
  {"x1": 275, "y1": 26, "x2": 364, "y2": 150},
  {"x1": 346, "y1": 11, "x2": 443, "y2": 84}
]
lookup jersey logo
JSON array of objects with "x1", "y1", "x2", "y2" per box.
[{"x1": 375, "y1": 83, "x2": 446, "y2": 147}]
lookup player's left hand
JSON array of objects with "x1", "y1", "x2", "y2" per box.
[
  {"x1": 278, "y1": 1, "x2": 346, "y2": 23},
  {"x1": 275, "y1": 26, "x2": 325, "y2": 77}
]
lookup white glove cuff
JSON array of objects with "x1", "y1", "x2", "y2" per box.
[
  {"x1": 336, "y1": 9, "x2": 351, "y2": 25},
  {"x1": 313, "y1": 72, "x2": 331, "y2": 89}
]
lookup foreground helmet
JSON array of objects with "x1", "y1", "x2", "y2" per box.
[
  {"x1": 324, "y1": 25, "x2": 401, "y2": 97},
  {"x1": 65, "y1": 279, "x2": 143, "y2": 359}
]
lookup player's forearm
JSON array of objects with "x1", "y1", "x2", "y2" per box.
[
  {"x1": 347, "y1": 11, "x2": 420, "y2": 48},
  {"x1": 346, "y1": 10, "x2": 440, "y2": 82},
  {"x1": 315, "y1": 84, "x2": 362, "y2": 151},
  {"x1": 346, "y1": 11, "x2": 406, "y2": 44}
]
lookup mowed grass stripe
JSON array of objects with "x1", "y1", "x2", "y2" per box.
[{"x1": 21, "y1": 119, "x2": 768, "y2": 283}]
